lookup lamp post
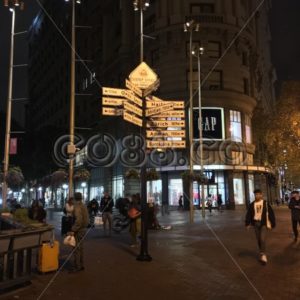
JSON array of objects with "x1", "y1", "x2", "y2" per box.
[
  {"x1": 133, "y1": 0, "x2": 152, "y2": 262},
  {"x1": 2, "y1": 0, "x2": 24, "y2": 208},
  {"x1": 192, "y1": 46, "x2": 205, "y2": 218},
  {"x1": 65, "y1": 0, "x2": 81, "y2": 198},
  {"x1": 183, "y1": 20, "x2": 200, "y2": 223}
]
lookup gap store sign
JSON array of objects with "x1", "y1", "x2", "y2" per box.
[{"x1": 193, "y1": 107, "x2": 225, "y2": 140}]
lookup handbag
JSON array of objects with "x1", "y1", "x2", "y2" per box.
[
  {"x1": 128, "y1": 207, "x2": 141, "y2": 219},
  {"x1": 94, "y1": 215, "x2": 104, "y2": 226},
  {"x1": 63, "y1": 235, "x2": 76, "y2": 247},
  {"x1": 266, "y1": 202, "x2": 272, "y2": 229}
]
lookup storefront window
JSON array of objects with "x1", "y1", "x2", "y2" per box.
[
  {"x1": 90, "y1": 186, "x2": 104, "y2": 201},
  {"x1": 168, "y1": 179, "x2": 183, "y2": 206},
  {"x1": 147, "y1": 180, "x2": 162, "y2": 204},
  {"x1": 245, "y1": 115, "x2": 252, "y2": 143},
  {"x1": 248, "y1": 174, "x2": 255, "y2": 202},
  {"x1": 112, "y1": 176, "x2": 124, "y2": 200},
  {"x1": 233, "y1": 174, "x2": 245, "y2": 204}
]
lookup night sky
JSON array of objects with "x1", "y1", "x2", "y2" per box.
[{"x1": 0, "y1": 0, "x2": 300, "y2": 127}]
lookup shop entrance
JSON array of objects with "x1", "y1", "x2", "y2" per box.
[{"x1": 193, "y1": 183, "x2": 219, "y2": 207}]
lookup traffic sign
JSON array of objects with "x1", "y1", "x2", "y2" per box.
[
  {"x1": 124, "y1": 90, "x2": 143, "y2": 107},
  {"x1": 146, "y1": 99, "x2": 184, "y2": 109},
  {"x1": 129, "y1": 62, "x2": 158, "y2": 89},
  {"x1": 145, "y1": 103, "x2": 174, "y2": 117},
  {"x1": 124, "y1": 101, "x2": 143, "y2": 117},
  {"x1": 147, "y1": 120, "x2": 185, "y2": 128},
  {"x1": 126, "y1": 79, "x2": 143, "y2": 97},
  {"x1": 146, "y1": 140, "x2": 186, "y2": 149},
  {"x1": 102, "y1": 87, "x2": 126, "y2": 97},
  {"x1": 151, "y1": 111, "x2": 185, "y2": 118},
  {"x1": 102, "y1": 97, "x2": 123, "y2": 106},
  {"x1": 123, "y1": 111, "x2": 142, "y2": 127},
  {"x1": 146, "y1": 130, "x2": 186, "y2": 138},
  {"x1": 102, "y1": 107, "x2": 122, "y2": 116}
]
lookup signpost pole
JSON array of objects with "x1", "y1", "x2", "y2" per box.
[{"x1": 136, "y1": 0, "x2": 151, "y2": 262}]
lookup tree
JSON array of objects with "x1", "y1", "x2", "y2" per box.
[{"x1": 262, "y1": 81, "x2": 300, "y2": 186}]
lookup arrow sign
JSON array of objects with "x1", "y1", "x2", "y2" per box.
[
  {"x1": 146, "y1": 103, "x2": 174, "y2": 117},
  {"x1": 146, "y1": 140, "x2": 186, "y2": 149},
  {"x1": 146, "y1": 99, "x2": 184, "y2": 109},
  {"x1": 147, "y1": 120, "x2": 185, "y2": 128},
  {"x1": 124, "y1": 90, "x2": 143, "y2": 107},
  {"x1": 102, "y1": 87, "x2": 127, "y2": 97},
  {"x1": 102, "y1": 107, "x2": 123, "y2": 116},
  {"x1": 151, "y1": 110, "x2": 185, "y2": 118},
  {"x1": 146, "y1": 130, "x2": 186, "y2": 138},
  {"x1": 102, "y1": 97, "x2": 123, "y2": 106},
  {"x1": 123, "y1": 111, "x2": 143, "y2": 127},
  {"x1": 126, "y1": 79, "x2": 143, "y2": 97},
  {"x1": 124, "y1": 101, "x2": 143, "y2": 117}
]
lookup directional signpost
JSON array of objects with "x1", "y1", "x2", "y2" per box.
[{"x1": 101, "y1": 61, "x2": 186, "y2": 262}]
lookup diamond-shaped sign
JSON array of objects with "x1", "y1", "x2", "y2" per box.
[{"x1": 129, "y1": 62, "x2": 158, "y2": 89}]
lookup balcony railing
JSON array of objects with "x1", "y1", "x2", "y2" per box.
[{"x1": 187, "y1": 14, "x2": 224, "y2": 24}]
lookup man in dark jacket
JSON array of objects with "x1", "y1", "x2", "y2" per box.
[
  {"x1": 69, "y1": 192, "x2": 89, "y2": 273},
  {"x1": 100, "y1": 192, "x2": 114, "y2": 236},
  {"x1": 288, "y1": 191, "x2": 300, "y2": 242},
  {"x1": 245, "y1": 189, "x2": 276, "y2": 264}
]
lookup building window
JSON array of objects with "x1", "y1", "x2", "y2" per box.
[
  {"x1": 247, "y1": 154, "x2": 253, "y2": 165},
  {"x1": 207, "y1": 41, "x2": 221, "y2": 58},
  {"x1": 245, "y1": 115, "x2": 252, "y2": 143},
  {"x1": 207, "y1": 70, "x2": 223, "y2": 90},
  {"x1": 230, "y1": 110, "x2": 242, "y2": 141},
  {"x1": 232, "y1": 151, "x2": 243, "y2": 165},
  {"x1": 242, "y1": 51, "x2": 248, "y2": 66},
  {"x1": 190, "y1": 3, "x2": 215, "y2": 14},
  {"x1": 243, "y1": 78, "x2": 249, "y2": 95},
  {"x1": 187, "y1": 69, "x2": 199, "y2": 91}
]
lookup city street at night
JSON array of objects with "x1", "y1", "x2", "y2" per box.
[{"x1": 2, "y1": 207, "x2": 300, "y2": 300}]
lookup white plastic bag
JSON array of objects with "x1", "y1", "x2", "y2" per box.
[
  {"x1": 94, "y1": 216, "x2": 103, "y2": 226},
  {"x1": 63, "y1": 235, "x2": 76, "y2": 247}
]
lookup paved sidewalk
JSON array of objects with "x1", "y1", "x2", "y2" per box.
[{"x1": 1, "y1": 206, "x2": 300, "y2": 300}]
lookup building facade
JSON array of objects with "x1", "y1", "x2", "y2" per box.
[{"x1": 27, "y1": 0, "x2": 277, "y2": 207}]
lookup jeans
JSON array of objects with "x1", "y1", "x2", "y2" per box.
[
  {"x1": 102, "y1": 212, "x2": 112, "y2": 232},
  {"x1": 74, "y1": 229, "x2": 86, "y2": 269},
  {"x1": 292, "y1": 219, "x2": 300, "y2": 238},
  {"x1": 254, "y1": 221, "x2": 267, "y2": 253}
]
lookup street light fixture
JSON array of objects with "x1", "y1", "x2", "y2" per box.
[
  {"x1": 192, "y1": 46, "x2": 205, "y2": 218},
  {"x1": 65, "y1": 0, "x2": 81, "y2": 198},
  {"x1": 183, "y1": 20, "x2": 200, "y2": 223},
  {"x1": 1, "y1": 0, "x2": 24, "y2": 209}
]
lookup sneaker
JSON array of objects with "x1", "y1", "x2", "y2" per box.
[
  {"x1": 260, "y1": 253, "x2": 267, "y2": 264},
  {"x1": 130, "y1": 244, "x2": 138, "y2": 248}
]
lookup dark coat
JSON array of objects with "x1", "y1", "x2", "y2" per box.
[
  {"x1": 245, "y1": 200, "x2": 276, "y2": 228},
  {"x1": 288, "y1": 198, "x2": 300, "y2": 220},
  {"x1": 100, "y1": 196, "x2": 114, "y2": 213}
]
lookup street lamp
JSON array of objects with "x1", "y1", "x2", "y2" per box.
[
  {"x1": 183, "y1": 20, "x2": 200, "y2": 223},
  {"x1": 192, "y1": 46, "x2": 205, "y2": 218},
  {"x1": 133, "y1": 0, "x2": 152, "y2": 262},
  {"x1": 65, "y1": 0, "x2": 81, "y2": 198},
  {"x1": 1, "y1": 0, "x2": 24, "y2": 209}
]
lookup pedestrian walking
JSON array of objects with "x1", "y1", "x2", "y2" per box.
[
  {"x1": 100, "y1": 192, "x2": 114, "y2": 236},
  {"x1": 206, "y1": 194, "x2": 213, "y2": 215},
  {"x1": 288, "y1": 190, "x2": 300, "y2": 242},
  {"x1": 69, "y1": 192, "x2": 89, "y2": 273},
  {"x1": 217, "y1": 194, "x2": 223, "y2": 212},
  {"x1": 178, "y1": 195, "x2": 184, "y2": 211},
  {"x1": 128, "y1": 194, "x2": 141, "y2": 247},
  {"x1": 61, "y1": 197, "x2": 75, "y2": 235},
  {"x1": 245, "y1": 189, "x2": 276, "y2": 264}
]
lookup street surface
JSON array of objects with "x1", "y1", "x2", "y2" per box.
[{"x1": 1, "y1": 206, "x2": 300, "y2": 300}]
